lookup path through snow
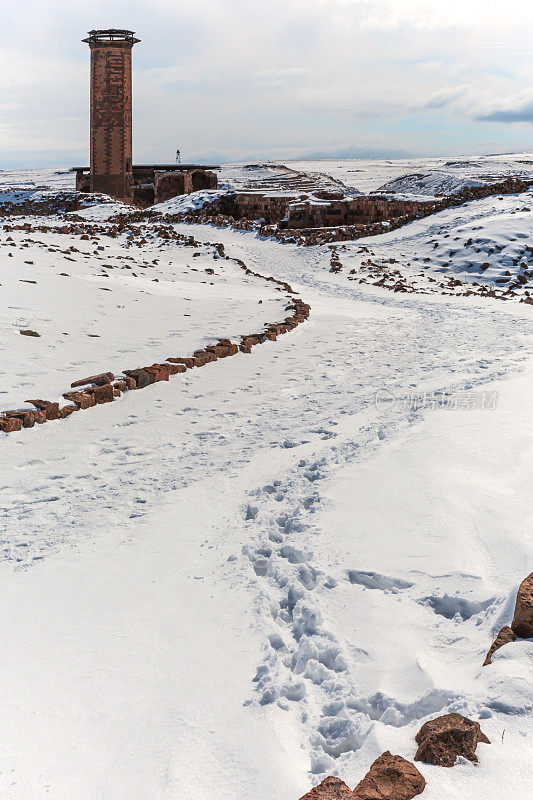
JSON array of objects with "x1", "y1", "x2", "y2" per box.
[{"x1": 0, "y1": 214, "x2": 532, "y2": 799}]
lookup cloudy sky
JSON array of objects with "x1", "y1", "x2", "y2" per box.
[{"x1": 1, "y1": 0, "x2": 532, "y2": 167}]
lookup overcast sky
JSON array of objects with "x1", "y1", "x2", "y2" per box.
[{"x1": 1, "y1": 0, "x2": 532, "y2": 167}]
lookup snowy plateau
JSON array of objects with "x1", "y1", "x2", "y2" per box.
[{"x1": 0, "y1": 155, "x2": 532, "y2": 800}]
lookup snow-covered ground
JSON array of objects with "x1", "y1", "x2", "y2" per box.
[
  {"x1": 0, "y1": 219, "x2": 285, "y2": 408},
  {"x1": 284, "y1": 152, "x2": 533, "y2": 198},
  {"x1": 326, "y1": 187, "x2": 533, "y2": 297},
  {"x1": 0, "y1": 161, "x2": 532, "y2": 799}
]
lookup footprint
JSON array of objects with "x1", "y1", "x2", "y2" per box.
[
  {"x1": 418, "y1": 594, "x2": 496, "y2": 620},
  {"x1": 280, "y1": 544, "x2": 311, "y2": 564},
  {"x1": 347, "y1": 570, "x2": 413, "y2": 591}
]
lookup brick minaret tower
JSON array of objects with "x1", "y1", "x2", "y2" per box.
[{"x1": 83, "y1": 29, "x2": 140, "y2": 200}]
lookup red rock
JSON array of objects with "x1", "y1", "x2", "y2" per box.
[
  {"x1": 59, "y1": 405, "x2": 79, "y2": 418},
  {"x1": 415, "y1": 714, "x2": 490, "y2": 767},
  {"x1": 511, "y1": 572, "x2": 533, "y2": 638},
  {"x1": 113, "y1": 380, "x2": 128, "y2": 392},
  {"x1": 299, "y1": 776, "x2": 354, "y2": 800},
  {"x1": 87, "y1": 384, "x2": 115, "y2": 404},
  {"x1": 483, "y1": 625, "x2": 517, "y2": 665},
  {"x1": 353, "y1": 752, "x2": 425, "y2": 800},
  {"x1": 239, "y1": 344, "x2": 252, "y2": 353},
  {"x1": 144, "y1": 363, "x2": 170, "y2": 382},
  {"x1": 192, "y1": 351, "x2": 217, "y2": 367},
  {"x1": 166, "y1": 363, "x2": 187, "y2": 375},
  {"x1": 122, "y1": 376, "x2": 137, "y2": 390},
  {"x1": 265, "y1": 331, "x2": 277, "y2": 341},
  {"x1": 167, "y1": 357, "x2": 194, "y2": 368},
  {"x1": 124, "y1": 368, "x2": 155, "y2": 389},
  {"x1": 62, "y1": 391, "x2": 96, "y2": 410},
  {"x1": 4, "y1": 409, "x2": 39, "y2": 428},
  {"x1": 71, "y1": 371, "x2": 115, "y2": 388},
  {"x1": 19, "y1": 329, "x2": 40, "y2": 337},
  {"x1": 0, "y1": 416, "x2": 23, "y2": 432},
  {"x1": 25, "y1": 400, "x2": 60, "y2": 420}
]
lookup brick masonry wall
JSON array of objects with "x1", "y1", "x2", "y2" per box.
[{"x1": 89, "y1": 40, "x2": 134, "y2": 199}]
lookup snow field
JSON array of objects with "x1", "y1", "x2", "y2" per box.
[
  {"x1": 0, "y1": 220, "x2": 287, "y2": 409},
  {"x1": 0, "y1": 161, "x2": 532, "y2": 799}
]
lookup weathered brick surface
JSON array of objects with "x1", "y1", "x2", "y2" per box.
[{"x1": 86, "y1": 37, "x2": 136, "y2": 200}]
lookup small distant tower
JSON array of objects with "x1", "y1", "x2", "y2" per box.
[
  {"x1": 175, "y1": 149, "x2": 181, "y2": 165},
  {"x1": 83, "y1": 29, "x2": 140, "y2": 200}
]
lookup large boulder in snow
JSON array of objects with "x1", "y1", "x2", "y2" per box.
[
  {"x1": 415, "y1": 713, "x2": 490, "y2": 767},
  {"x1": 353, "y1": 751, "x2": 425, "y2": 800},
  {"x1": 299, "y1": 776, "x2": 354, "y2": 800},
  {"x1": 483, "y1": 626, "x2": 517, "y2": 665},
  {"x1": 511, "y1": 573, "x2": 533, "y2": 638}
]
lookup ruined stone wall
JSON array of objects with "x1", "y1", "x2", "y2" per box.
[
  {"x1": 149, "y1": 170, "x2": 218, "y2": 204},
  {"x1": 200, "y1": 192, "x2": 430, "y2": 229},
  {"x1": 286, "y1": 196, "x2": 432, "y2": 229},
  {"x1": 213, "y1": 193, "x2": 292, "y2": 222}
]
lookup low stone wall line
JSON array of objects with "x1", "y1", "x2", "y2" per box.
[{"x1": 0, "y1": 247, "x2": 310, "y2": 435}]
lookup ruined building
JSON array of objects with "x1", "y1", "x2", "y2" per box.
[{"x1": 73, "y1": 29, "x2": 217, "y2": 205}]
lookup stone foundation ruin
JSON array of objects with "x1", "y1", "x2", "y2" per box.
[
  {"x1": 74, "y1": 164, "x2": 218, "y2": 207},
  {"x1": 207, "y1": 191, "x2": 432, "y2": 229}
]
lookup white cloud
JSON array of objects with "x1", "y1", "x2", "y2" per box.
[
  {"x1": 476, "y1": 88, "x2": 533, "y2": 123},
  {"x1": 1, "y1": 0, "x2": 532, "y2": 166}
]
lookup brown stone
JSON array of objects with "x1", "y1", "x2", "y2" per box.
[
  {"x1": 415, "y1": 714, "x2": 490, "y2": 767},
  {"x1": 353, "y1": 752, "x2": 425, "y2": 800},
  {"x1": 299, "y1": 776, "x2": 354, "y2": 800},
  {"x1": 62, "y1": 391, "x2": 96, "y2": 410},
  {"x1": 483, "y1": 625, "x2": 517, "y2": 665},
  {"x1": 0, "y1": 416, "x2": 23, "y2": 433},
  {"x1": 4, "y1": 409, "x2": 39, "y2": 428},
  {"x1": 192, "y1": 351, "x2": 217, "y2": 367},
  {"x1": 71, "y1": 371, "x2": 115, "y2": 388},
  {"x1": 206, "y1": 343, "x2": 237, "y2": 358},
  {"x1": 144, "y1": 363, "x2": 170, "y2": 382},
  {"x1": 166, "y1": 362, "x2": 187, "y2": 375},
  {"x1": 25, "y1": 400, "x2": 60, "y2": 420},
  {"x1": 124, "y1": 368, "x2": 155, "y2": 389},
  {"x1": 167, "y1": 357, "x2": 195, "y2": 369},
  {"x1": 113, "y1": 380, "x2": 128, "y2": 392},
  {"x1": 59, "y1": 405, "x2": 79, "y2": 419},
  {"x1": 511, "y1": 572, "x2": 533, "y2": 638},
  {"x1": 122, "y1": 375, "x2": 137, "y2": 390},
  {"x1": 19, "y1": 329, "x2": 40, "y2": 337},
  {"x1": 87, "y1": 383, "x2": 115, "y2": 404}
]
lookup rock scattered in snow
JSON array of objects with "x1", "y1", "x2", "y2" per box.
[
  {"x1": 511, "y1": 572, "x2": 533, "y2": 638},
  {"x1": 299, "y1": 775, "x2": 354, "y2": 800},
  {"x1": 483, "y1": 625, "x2": 517, "y2": 666},
  {"x1": 414, "y1": 713, "x2": 490, "y2": 767},
  {"x1": 353, "y1": 751, "x2": 425, "y2": 800}
]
